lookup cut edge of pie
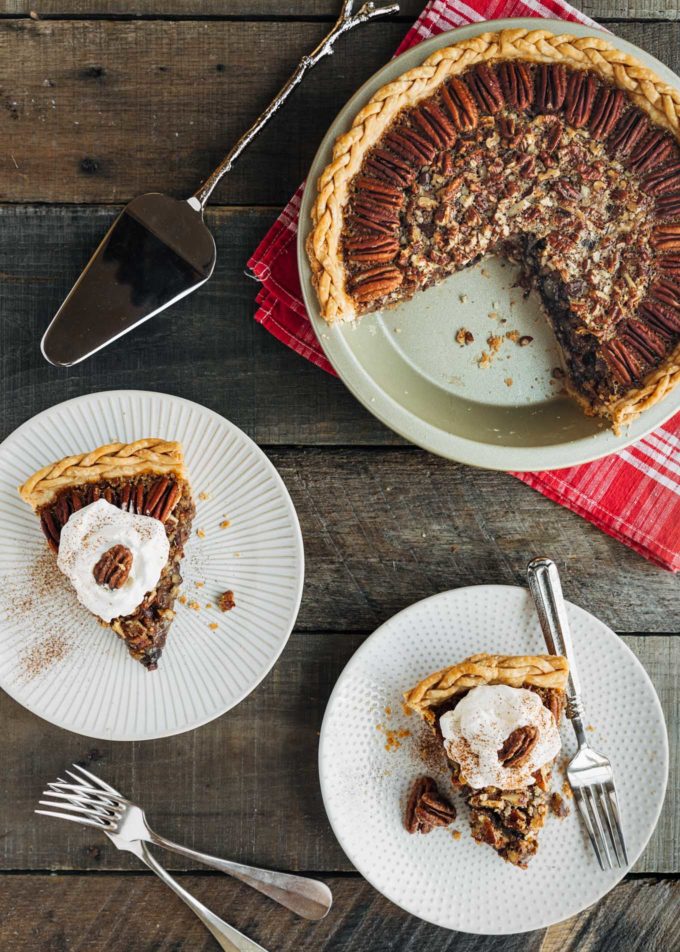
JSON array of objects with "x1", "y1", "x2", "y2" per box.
[
  {"x1": 19, "y1": 438, "x2": 195, "y2": 670},
  {"x1": 306, "y1": 28, "x2": 680, "y2": 431},
  {"x1": 404, "y1": 652, "x2": 569, "y2": 867}
]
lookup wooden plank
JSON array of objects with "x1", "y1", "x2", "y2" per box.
[
  {"x1": 0, "y1": 875, "x2": 676, "y2": 952},
  {"x1": 2, "y1": 1, "x2": 678, "y2": 21},
  {"x1": 1, "y1": 20, "x2": 680, "y2": 206},
  {"x1": 0, "y1": 633, "x2": 675, "y2": 873}
]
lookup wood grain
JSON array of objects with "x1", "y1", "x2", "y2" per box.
[
  {"x1": 1, "y1": 20, "x2": 680, "y2": 206},
  {"x1": 0, "y1": 874, "x2": 676, "y2": 952},
  {"x1": 0, "y1": 633, "x2": 674, "y2": 874},
  {"x1": 2, "y1": 1, "x2": 678, "y2": 21}
]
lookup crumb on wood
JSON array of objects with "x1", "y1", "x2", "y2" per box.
[{"x1": 218, "y1": 590, "x2": 236, "y2": 612}]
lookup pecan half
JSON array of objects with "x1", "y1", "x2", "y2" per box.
[
  {"x1": 657, "y1": 193, "x2": 680, "y2": 219},
  {"x1": 639, "y1": 299, "x2": 680, "y2": 339},
  {"x1": 498, "y1": 725, "x2": 538, "y2": 767},
  {"x1": 93, "y1": 544, "x2": 133, "y2": 590},
  {"x1": 534, "y1": 64, "x2": 567, "y2": 113},
  {"x1": 644, "y1": 161, "x2": 680, "y2": 197},
  {"x1": 441, "y1": 78, "x2": 478, "y2": 131},
  {"x1": 608, "y1": 108, "x2": 648, "y2": 157},
  {"x1": 364, "y1": 148, "x2": 416, "y2": 188},
  {"x1": 497, "y1": 61, "x2": 533, "y2": 111},
  {"x1": 351, "y1": 264, "x2": 403, "y2": 303},
  {"x1": 602, "y1": 339, "x2": 642, "y2": 387},
  {"x1": 564, "y1": 70, "x2": 598, "y2": 128},
  {"x1": 651, "y1": 224, "x2": 680, "y2": 253},
  {"x1": 345, "y1": 235, "x2": 399, "y2": 265},
  {"x1": 352, "y1": 194, "x2": 400, "y2": 235},
  {"x1": 405, "y1": 775, "x2": 456, "y2": 834},
  {"x1": 588, "y1": 86, "x2": 624, "y2": 140},
  {"x1": 385, "y1": 127, "x2": 436, "y2": 167},
  {"x1": 354, "y1": 177, "x2": 404, "y2": 209},
  {"x1": 40, "y1": 509, "x2": 61, "y2": 552},
  {"x1": 650, "y1": 276, "x2": 680, "y2": 310},
  {"x1": 466, "y1": 64, "x2": 504, "y2": 114},
  {"x1": 624, "y1": 319, "x2": 667, "y2": 363},
  {"x1": 626, "y1": 130, "x2": 674, "y2": 175},
  {"x1": 544, "y1": 120, "x2": 562, "y2": 154},
  {"x1": 658, "y1": 252, "x2": 680, "y2": 277},
  {"x1": 413, "y1": 102, "x2": 457, "y2": 149}
]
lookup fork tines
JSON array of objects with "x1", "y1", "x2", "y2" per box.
[
  {"x1": 35, "y1": 764, "x2": 125, "y2": 832},
  {"x1": 572, "y1": 781, "x2": 628, "y2": 870}
]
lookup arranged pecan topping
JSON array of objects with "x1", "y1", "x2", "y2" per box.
[
  {"x1": 497, "y1": 725, "x2": 538, "y2": 767},
  {"x1": 626, "y1": 130, "x2": 674, "y2": 175},
  {"x1": 93, "y1": 544, "x2": 133, "y2": 590},
  {"x1": 354, "y1": 177, "x2": 404, "y2": 208},
  {"x1": 602, "y1": 339, "x2": 642, "y2": 386},
  {"x1": 352, "y1": 194, "x2": 400, "y2": 235},
  {"x1": 345, "y1": 235, "x2": 399, "y2": 265},
  {"x1": 466, "y1": 64, "x2": 504, "y2": 114},
  {"x1": 644, "y1": 161, "x2": 680, "y2": 197},
  {"x1": 651, "y1": 224, "x2": 680, "y2": 253},
  {"x1": 658, "y1": 252, "x2": 680, "y2": 276},
  {"x1": 413, "y1": 101, "x2": 457, "y2": 149},
  {"x1": 497, "y1": 60, "x2": 533, "y2": 111},
  {"x1": 364, "y1": 148, "x2": 416, "y2": 188},
  {"x1": 650, "y1": 276, "x2": 680, "y2": 310},
  {"x1": 441, "y1": 78, "x2": 478, "y2": 131},
  {"x1": 564, "y1": 70, "x2": 598, "y2": 128},
  {"x1": 351, "y1": 264, "x2": 403, "y2": 302},
  {"x1": 624, "y1": 319, "x2": 667, "y2": 363},
  {"x1": 385, "y1": 127, "x2": 436, "y2": 167},
  {"x1": 588, "y1": 86, "x2": 624, "y2": 139},
  {"x1": 608, "y1": 108, "x2": 649, "y2": 157},
  {"x1": 639, "y1": 299, "x2": 680, "y2": 339},
  {"x1": 657, "y1": 193, "x2": 680, "y2": 219},
  {"x1": 534, "y1": 64, "x2": 567, "y2": 113},
  {"x1": 405, "y1": 776, "x2": 456, "y2": 834}
]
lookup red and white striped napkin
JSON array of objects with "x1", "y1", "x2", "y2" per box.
[{"x1": 247, "y1": 0, "x2": 680, "y2": 571}]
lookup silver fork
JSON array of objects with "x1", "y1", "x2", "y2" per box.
[
  {"x1": 527, "y1": 557, "x2": 628, "y2": 871},
  {"x1": 36, "y1": 764, "x2": 332, "y2": 920}
]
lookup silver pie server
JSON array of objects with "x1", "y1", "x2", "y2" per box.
[{"x1": 41, "y1": 0, "x2": 399, "y2": 367}]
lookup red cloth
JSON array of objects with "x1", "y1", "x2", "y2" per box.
[{"x1": 248, "y1": 0, "x2": 680, "y2": 571}]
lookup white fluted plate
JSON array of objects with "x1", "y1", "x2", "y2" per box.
[
  {"x1": 319, "y1": 586, "x2": 668, "y2": 934},
  {"x1": 0, "y1": 390, "x2": 304, "y2": 740}
]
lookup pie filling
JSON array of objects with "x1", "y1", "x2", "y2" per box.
[
  {"x1": 37, "y1": 474, "x2": 195, "y2": 670},
  {"x1": 337, "y1": 60, "x2": 680, "y2": 423},
  {"x1": 426, "y1": 685, "x2": 565, "y2": 868}
]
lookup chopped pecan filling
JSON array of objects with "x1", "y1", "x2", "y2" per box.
[
  {"x1": 38, "y1": 475, "x2": 195, "y2": 670},
  {"x1": 429, "y1": 685, "x2": 564, "y2": 867},
  {"x1": 340, "y1": 60, "x2": 680, "y2": 417}
]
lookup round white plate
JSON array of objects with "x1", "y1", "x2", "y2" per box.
[
  {"x1": 319, "y1": 586, "x2": 668, "y2": 934},
  {"x1": 298, "y1": 19, "x2": 680, "y2": 471},
  {"x1": 0, "y1": 390, "x2": 304, "y2": 741}
]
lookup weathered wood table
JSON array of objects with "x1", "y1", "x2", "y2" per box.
[{"x1": 0, "y1": 2, "x2": 678, "y2": 949}]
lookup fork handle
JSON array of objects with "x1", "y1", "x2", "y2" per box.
[
  {"x1": 527, "y1": 557, "x2": 589, "y2": 746},
  {"x1": 146, "y1": 831, "x2": 332, "y2": 921},
  {"x1": 138, "y1": 842, "x2": 269, "y2": 952}
]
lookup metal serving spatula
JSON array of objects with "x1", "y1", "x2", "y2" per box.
[{"x1": 41, "y1": 0, "x2": 398, "y2": 367}]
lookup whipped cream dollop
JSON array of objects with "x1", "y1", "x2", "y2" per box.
[
  {"x1": 439, "y1": 684, "x2": 561, "y2": 790},
  {"x1": 57, "y1": 498, "x2": 169, "y2": 622}
]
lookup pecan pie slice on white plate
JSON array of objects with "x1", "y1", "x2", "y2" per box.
[
  {"x1": 307, "y1": 28, "x2": 680, "y2": 431},
  {"x1": 19, "y1": 439, "x2": 195, "y2": 670},
  {"x1": 404, "y1": 653, "x2": 569, "y2": 867}
]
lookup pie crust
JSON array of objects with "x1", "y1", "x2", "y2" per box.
[
  {"x1": 306, "y1": 28, "x2": 680, "y2": 429},
  {"x1": 19, "y1": 438, "x2": 194, "y2": 670},
  {"x1": 404, "y1": 652, "x2": 569, "y2": 867}
]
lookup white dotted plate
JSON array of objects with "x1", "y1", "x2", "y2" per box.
[
  {"x1": 0, "y1": 390, "x2": 304, "y2": 741},
  {"x1": 319, "y1": 586, "x2": 668, "y2": 934}
]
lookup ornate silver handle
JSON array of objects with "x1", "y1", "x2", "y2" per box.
[
  {"x1": 526, "y1": 557, "x2": 589, "y2": 748},
  {"x1": 146, "y1": 830, "x2": 332, "y2": 920},
  {"x1": 189, "y1": 0, "x2": 400, "y2": 210},
  {"x1": 138, "y1": 842, "x2": 268, "y2": 952}
]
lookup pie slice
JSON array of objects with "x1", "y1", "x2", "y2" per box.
[
  {"x1": 404, "y1": 653, "x2": 569, "y2": 867},
  {"x1": 19, "y1": 438, "x2": 195, "y2": 670},
  {"x1": 307, "y1": 28, "x2": 680, "y2": 430}
]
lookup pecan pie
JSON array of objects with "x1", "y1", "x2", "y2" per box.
[
  {"x1": 19, "y1": 439, "x2": 195, "y2": 670},
  {"x1": 307, "y1": 29, "x2": 680, "y2": 430},
  {"x1": 404, "y1": 653, "x2": 569, "y2": 867}
]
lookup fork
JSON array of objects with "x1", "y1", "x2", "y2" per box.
[
  {"x1": 527, "y1": 557, "x2": 628, "y2": 871},
  {"x1": 36, "y1": 764, "x2": 332, "y2": 921}
]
